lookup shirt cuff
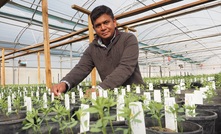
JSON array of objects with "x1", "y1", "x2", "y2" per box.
[
  {"x1": 96, "y1": 85, "x2": 104, "y2": 90},
  {"x1": 60, "y1": 80, "x2": 71, "y2": 91}
]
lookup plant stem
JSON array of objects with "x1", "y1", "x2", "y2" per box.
[
  {"x1": 128, "y1": 121, "x2": 131, "y2": 134},
  {"x1": 158, "y1": 118, "x2": 163, "y2": 132},
  {"x1": 59, "y1": 122, "x2": 64, "y2": 134},
  {"x1": 37, "y1": 125, "x2": 42, "y2": 134},
  {"x1": 45, "y1": 120, "x2": 51, "y2": 134},
  {"x1": 100, "y1": 111, "x2": 107, "y2": 134},
  {"x1": 68, "y1": 112, "x2": 74, "y2": 134},
  {"x1": 108, "y1": 107, "x2": 115, "y2": 134}
]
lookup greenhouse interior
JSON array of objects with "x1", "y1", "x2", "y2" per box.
[{"x1": 0, "y1": 0, "x2": 221, "y2": 134}]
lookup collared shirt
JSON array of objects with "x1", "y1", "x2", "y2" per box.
[{"x1": 97, "y1": 30, "x2": 116, "y2": 48}]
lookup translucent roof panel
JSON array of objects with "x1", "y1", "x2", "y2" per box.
[{"x1": 0, "y1": 0, "x2": 221, "y2": 71}]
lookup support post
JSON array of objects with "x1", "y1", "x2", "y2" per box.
[
  {"x1": 12, "y1": 58, "x2": 15, "y2": 84},
  {"x1": 88, "y1": 16, "x2": 96, "y2": 87},
  {"x1": 60, "y1": 56, "x2": 62, "y2": 80},
  {"x1": 42, "y1": 0, "x2": 52, "y2": 89},
  {"x1": 145, "y1": 51, "x2": 148, "y2": 78},
  {"x1": 37, "y1": 52, "x2": 40, "y2": 84},
  {"x1": 1, "y1": 48, "x2": 5, "y2": 87},
  {"x1": 149, "y1": 65, "x2": 151, "y2": 78},
  {"x1": 70, "y1": 43, "x2": 73, "y2": 69}
]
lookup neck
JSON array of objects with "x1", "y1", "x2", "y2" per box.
[
  {"x1": 102, "y1": 29, "x2": 116, "y2": 46},
  {"x1": 102, "y1": 39, "x2": 110, "y2": 46}
]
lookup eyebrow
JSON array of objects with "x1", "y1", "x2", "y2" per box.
[{"x1": 94, "y1": 20, "x2": 109, "y2": 27}]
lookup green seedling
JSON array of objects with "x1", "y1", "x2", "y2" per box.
[
  {"x1": 167, "y1": 104, "x2": 185, "y2": 123},
  {"x1": 51, "y1": 100, "x2": 77, "y2": 134},
  {"x1": 117, "y1": 93, "x2": 142, "y2": 134},
  {"x1": 147, "y1": 100, "x2": 164, "y2": 132},
  {"x1": 183, "y1": 104, "x2": 197, "y2": 117},
  {"x1": 22, "y1": 108, "x2": 43, "y2": 134},
  {"x1": 86, "y1": 96, "x2": 116, "y2": 134},
  {"x1": 167, "y1": 103, "x2": 185, "y2": 132}
]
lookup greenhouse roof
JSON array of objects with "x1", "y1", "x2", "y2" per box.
[{"x1": 0, "y1": 0, "x2": 221, "y2": 69}]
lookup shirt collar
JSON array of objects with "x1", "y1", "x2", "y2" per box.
[{"x1": 97, "y1": 29, "x2": 117, "y2": 48}]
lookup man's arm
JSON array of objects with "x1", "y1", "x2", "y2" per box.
[{"x1": 59, "y1": 46, "x2": 95, "y2": 91}]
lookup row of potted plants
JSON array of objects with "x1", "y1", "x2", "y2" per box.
[{"x1": 0, "y1": 73, "x2": 220, "y2": 134}]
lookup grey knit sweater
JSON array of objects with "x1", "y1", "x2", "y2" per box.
[{"x1": 61, "y1": 29, "x2": 144, "y2": 90}]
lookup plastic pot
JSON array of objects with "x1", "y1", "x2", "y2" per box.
[
  {"x1": 145, "y1": 118, "x2": 203, "y2": 134},
  {"x1": 25, "y1": 122, "x2": 80, "y2": 134},
  {"x1": 196, "y1": 96, "x2": 221, "y2": 134},
  {"x1": 0, "y1": 112, "x2": 26, "y2": 134},
  {"x1": 185, "y1": 110, "x2": 217, "y2": 134},
  {"x1": 86, "y1": 125, "x2": 128, "y2": 134}
]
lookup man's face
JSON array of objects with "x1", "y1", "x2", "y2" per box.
[{"x1": 93, "y1": 14, "x2": 117, "y2": 41}]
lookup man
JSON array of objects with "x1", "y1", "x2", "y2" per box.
[{"x1": 51, "y1": 5, "x2": 144, "y2": 96}]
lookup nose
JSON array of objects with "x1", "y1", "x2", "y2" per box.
[{"x1": 100, "y1": 24, "x2": 106, "y2": 30}]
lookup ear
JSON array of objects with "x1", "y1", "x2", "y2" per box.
[{"x1": 113, "y1": 18, "x2": 117, "y2": 28}]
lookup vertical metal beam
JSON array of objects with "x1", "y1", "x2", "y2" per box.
[
  {"x1": 13, "y1": 58, "x2": 15, "y2": 84},
  {"x1": 42, "y1": 0, "x2": 52, "y2": 89},
  {"x1": 169, "y1": 69, "x2": 171, "y2": 77},
  {"x1": 60, "y1": 56, "x2": 62, "y2": 80},
  {"x1": 37, "y1": 52, "x2": 40, "y2": 84},
  {"x1": 163, "y1": 56, "x2": 165, "y2": 77},
  {"x1": 160, "y1": 66, "x2": 162, "y2": 78},
  {"x1": 145, "y1": 51, "x2": 148, "y2": 78},
  {"x1": 70, "y1": 43, "x2": 73, "y2": 69},
  {"x1": 18, "y1": 64, "x2": 19, "y2": 84},
  {"x1": 149, "y1": 65, "x2": 151, "y2": 78},
  {"x1": 88, "y1": 16, "x2": 96, "y2": 87}
]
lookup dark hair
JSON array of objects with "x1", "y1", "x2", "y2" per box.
[{"x1": 90, "y1": 5, "x2": 114, "y2": 25}]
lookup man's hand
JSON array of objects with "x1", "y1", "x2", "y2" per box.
[
  {"x1": 85, "y1": 88, "x2": 99, "y2": 98},
  {"x1": 51, "y1": 82, "x2": 67, "y2": 96}
]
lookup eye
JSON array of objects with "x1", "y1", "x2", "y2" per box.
[
  {"x1": 103, "y1": 20, "x2": 109, "y2": 25},
  {"x1": 94, "y1": 24, "x2": 101, "y2": 29}
]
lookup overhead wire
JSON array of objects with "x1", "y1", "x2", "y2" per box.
[
  {"x1": 137, "y1": 0, "x2": 221, "y2": 64},
  {"x1": 59, "y1": 0, "x2": 95, "y2": 57},
  {"x1": 13, "y1": 0, "x2": 42, "y2": 49}
]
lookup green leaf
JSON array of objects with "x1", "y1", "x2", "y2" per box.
[
  {"x1": 22, "y1": 123, "x2": 33, "y2": 130},
  {"x1": 51, "y1": 118, "x2": 58, "y2": 122},
  {"x1": 60, "y1": 124, "x2": 67, "y2": 130},
  {"x1": 132, "y1": 118, "x2": 142, "y2": 123},
  {"x1": 103, "y1": 116, "x2": 115, "y2": 120},
  {"x1": 115, "y1": 127, "x2": 128, "y2": 134},
  {"x1": 115, "y1": 127, "x2": 124, "y2": 131},
  {"x1": 84, "y1": 120, "x2": 88, "y2": 128},
  {"x1": 26, "y1": 117, "x2": 34, "y2": 124},
  {"x1": 95, "y1": 119, "x2": 103, "y2": 128},
  {"x1": 102, "y1": 119, "x2": 108, "y2": 127},
  {"x1": 85, "y1": 107, "x2": 99, "y2": 113},
  {"x1": 68, "y1": 121, "x2": 78, "y2": 128},
  {"x1": 90, "y1": 127, "x2": 102, "y2": 133},
  {"x1": 124, "y1": 129, "x2": 129, "y2": 134}
]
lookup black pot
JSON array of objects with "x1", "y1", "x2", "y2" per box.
[
  {"x1": 145, "y1": 118, "x2": 203, "y2": 134},
  {"x1": 62, "y1": 102, "x2": 80, "y2": 116},
  {"x1": 175, "y1": 97, "x2": 184, "y2": 107},
  {"x1": 0, "y1": 112, "x2": 26, "y2": 134},
  {"x1": 87, "y1": 125, "x2": 128, "y2": 134},
  {"x1": 196, "y1": 96, "x2": 221, "y2": 134},
  {"x1": 185, "y1": 110, "x2": 217, "y2": 134},
  {"x1": 25, "y1": 122, "x2": 80, "y2": 134},
  {"x1": 159, "y1": 83, "x2": 176, "y2": 91}
]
